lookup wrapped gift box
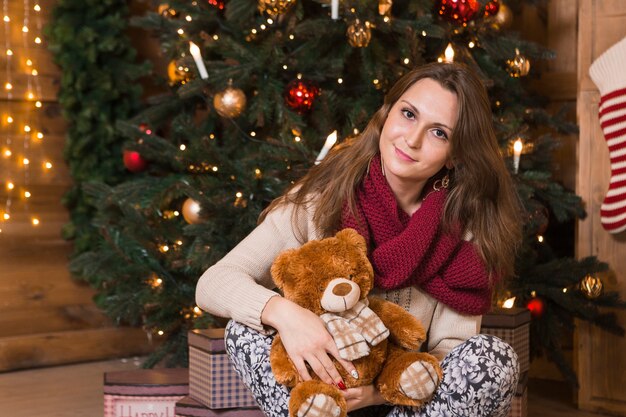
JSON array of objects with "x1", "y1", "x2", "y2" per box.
[
  {"x1": 176, "y1": 396, "x2": 264, "y2": 417},
  {"x1": 480, "y1": 307, "x2": 531, "y2": 373},
  {"x1": 507, "y1": 372, "x2": 528, "y2": 417},
  {"x1": 188, "y1": 328, "x2": 258, "y2": 409},
  {"x1": 104, "y1": 368, "x2": 189, "y2": 417}
]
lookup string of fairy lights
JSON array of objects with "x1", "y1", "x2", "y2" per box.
[{"x1": 1, "y1": 0, "x2": 50, "y2": 233}]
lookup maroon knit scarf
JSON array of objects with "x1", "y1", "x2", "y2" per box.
[{"x1": 341, "y1": 155, "x2": 493, "y2": 315}]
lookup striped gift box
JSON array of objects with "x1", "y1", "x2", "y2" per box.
[
  {"x1": 480, "y1": 308, "x2": 531, "y2": 373},
  {"x1": 188, "y1": 328, "x2": 258, "y2": 409},
  {"x1": 507, "y1": 372, "x2": 528, "y2": 417},
  {"x1": 176, "y1": 396, "x2": 265, "y2": 417},
  {"x1": 104, "y1": 368, "x2": 189, "y2": 417}
]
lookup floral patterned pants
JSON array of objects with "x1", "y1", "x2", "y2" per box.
[{"x1": 225, "y1": 320, "x2": 519, "y2": 417}]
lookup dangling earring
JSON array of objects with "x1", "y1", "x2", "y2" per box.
[
  {"x1": 380, "y1": 157, "x2": 386, "y2": 177},
  {"x1": 433, "y1": 172, "x2": 450, "y2": 191}
]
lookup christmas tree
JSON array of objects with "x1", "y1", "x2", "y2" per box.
[{"x1": 53, "y1": 0, "x2": 625, "y2": 379}]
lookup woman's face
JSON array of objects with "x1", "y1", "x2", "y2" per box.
[{"x1": 379, "y1": 78, "x2": 458, "y2": 189}]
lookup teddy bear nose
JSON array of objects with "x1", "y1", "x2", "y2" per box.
[{"x1": 332, "y1": 282, "x2": 352, "y2": 296}]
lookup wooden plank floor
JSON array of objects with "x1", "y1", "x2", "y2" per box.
[{"x1": 0, "y1": 359, "x2": 615, "y2": 417}]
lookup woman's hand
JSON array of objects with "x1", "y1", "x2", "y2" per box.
[
  {"x1": 343, "y1": 384, "x2": 386, "y2": 411},
  {"x1": 262, "y1": 296, "x2": 357, "y2": 387}
]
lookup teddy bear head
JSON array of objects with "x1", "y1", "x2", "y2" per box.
[{"x1": 270, "y1": 228, "x2": 374, "y2": 315}]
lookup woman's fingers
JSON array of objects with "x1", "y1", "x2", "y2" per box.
[
  {"x1": 307, "y1": 352, "x2": 345, "y2": 387},
  {"x1": 327, "y1": 343, "x2": 359, "y2": 380},
  {"x1": 293, "y1": 358, "x2": 312, "y2": 382}
]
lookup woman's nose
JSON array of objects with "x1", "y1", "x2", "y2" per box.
[{"x1": 404, "y1": 129, "x2": 423, "y2": 149}]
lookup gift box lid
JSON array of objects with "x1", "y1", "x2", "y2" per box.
[
  {"x1": 482, "y1": 308, "x2": 531, "y2": 328},
  {"x1": 188, "y1": 328, "x2": 226, "y2": 353},
  {"x1": 104, "y1": 368, "x2": 189, "y2": 396},
  {"x1": 175, "y1": 396, "x2": 264, "y2": 417}
]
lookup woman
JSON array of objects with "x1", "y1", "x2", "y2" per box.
[{"x1": 196, "y1": 62, "x2": 522, "y2": 417}]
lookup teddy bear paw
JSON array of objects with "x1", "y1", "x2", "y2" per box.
[
  {"x1": 296, "y1": 393, "x2": 342, "y2": 417},
  {"x1": 399, "y1": 360, "x2": 439, "y2": 401}
]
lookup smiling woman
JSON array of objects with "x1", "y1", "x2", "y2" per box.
[
  {"x1": 196, "y1": 62, "x2": 523, "y2": 417},
  {"x1": 378, "y1": 78, "x2": 458, "y2": 215}
]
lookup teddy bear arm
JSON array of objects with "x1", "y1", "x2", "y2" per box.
[
  {"x1": 269, "y1": 335, "x2": 299, "y2": 387},
  {"x1": 368, "y1": 296, "x2": 425, "y2": 350}
]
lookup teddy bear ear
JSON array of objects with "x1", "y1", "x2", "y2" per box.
[
  {"x1": 270, "y1": 249, "x2": 296, "y2": 290},
  {"x1": 336, "y1": 228, "x2": 367, "y2": 254}
]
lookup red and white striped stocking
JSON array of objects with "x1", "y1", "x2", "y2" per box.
[{"x1": 589, "y1": 36, "x2": 626, "y2": 234}]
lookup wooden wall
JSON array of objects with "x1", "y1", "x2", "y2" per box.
[
  {"x1": 0, "y1": 0, "x2": 152, "y2": 371},
  {"x1": 577, "y1": 0, "x2": 626, "y2": 415}
]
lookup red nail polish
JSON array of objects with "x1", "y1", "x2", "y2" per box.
[{"x1": 337, "y1": 381, "x2": 346, "y2": 390}]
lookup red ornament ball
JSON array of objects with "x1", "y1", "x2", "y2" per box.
[
  {"x1": 139, "y1": 123, "x2": 153, "y2": 135},
  {"x1": 208, "y1": 0, "x2": 225, "y2": 10},
  {"x1": 284, "y1": 79, "x2": 320, "y2": 114},
  {"x1": 484, "y1": 0, "x2": 499, "y2": 16},
  {"x1": 436, "y1": 0, "x2": 480, "y2": 25},
  {"x1": 123, "y1": 150, "x2": 148, "y2": 172},
  {"x1": 526, "y1": 297, "x2": 545, "y2": 318}
]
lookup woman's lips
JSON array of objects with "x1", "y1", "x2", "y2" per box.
[{"x1": 395, "y1": 146, "x2": 417, "y2": 162}]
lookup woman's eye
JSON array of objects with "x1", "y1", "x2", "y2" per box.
[
  {"x1": 401, "y1": 109, "x2": 415, "y2": 119},
  {"x1": 432, "y1": 128, "x2": 448, "y2": 140}
]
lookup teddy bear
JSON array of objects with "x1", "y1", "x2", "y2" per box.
[{"x1": 269, "y1": 228, "x2": 442, "y2": 417}]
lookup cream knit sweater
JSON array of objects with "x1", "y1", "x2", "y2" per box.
[{"x1": 195, "y1": 200, "x2": 482, "y2": 361}]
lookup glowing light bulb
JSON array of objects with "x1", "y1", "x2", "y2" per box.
[
  {"x1": 193, "y1": 306, "x2": 202, "y2": 314},
  {"x1": 34, "y1": 4, "x2": 41, "y2": 11},
  {"x1": 31, "y1": 69, "x2": 38, "y2": 76},
  {"x1": 444, "y1": 43, "x2": 455, "y2": 63},
  {"x1": 7, "y1": 116, "x2": 13, "y2": 123},
  {"x1": 22, "y1": 25, "x2": 28, "y2": 33},
  {"x1": 177, "y1": 28, "x2": 184, "y2": 35},
  {"x1": 24, "y1": 125, "x2": 31, "y2": 132},
  {"x1": 3, "y1": 213, "x2": 10, "y2": 220},
  {"x1": 32, "y1": 218, "x2": 39, "y2": 226},
  {"x1": 3, "y1": 149, "x2": 11, "y2": 157},
  {"x1": 537, "y1": 235, "x2": 544, "y2": 243},
  {"x1": 157, "y1": 330, "x2": 164, "y2": 336},
  {"x1": 35, "y1": 101, "x2": 42, "y2": 108},
  {"x1": 179, "y1": 144, "x2": 186, "y2": 150},
  {"x1": 7, "y1": 182, "x2": 14, "y2": 190},
  {"x1": 3, "y1": 15, "x2": 9, "y2": 22},
  {"x1": 5, "y1": 82, "x2": 12, "y2": 90},
  {"x1": 34, "y1": 37, "x2": 41, "y2": 44},
  {"x1": 236, "y1": 191, "x2": 243, "y2": 198},
  {"x1": 24, "y1": 191, "x2": 31, "y2": 198},
  {"x1": 36, "y1": 132, "x2": 43, "y2": 139},
  {"x1": 27, "y1": 92, "x2": 34, "y2": 100},
  {"x1": 212, "y1": 166, "x2": 218, "y2": 172},
  {"x1": 44, "y1": 161, "x2": 52, "y2": 169},
  {"x1": 6, "y1": 49, "x2": 13, "y2": 56},
  {"x1": 502, "y1": 297, "x2": 516, "y2": 308},
  {"x1": 26, "y1": 59, "x2": 32, "y2": 66},
  {"x1": 23, "y1": 158, "x2": 30, "y2": 165},
  {"x1": 337, "y1": 78, "x2": 343, "y2": 84},
  {"x1": 213, "y1": 34, "x2": 219, "y2": 40}
]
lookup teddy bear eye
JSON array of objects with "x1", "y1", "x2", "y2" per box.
[{"x1": 348, "y1": 274, "x2": 354, "y2": 280}]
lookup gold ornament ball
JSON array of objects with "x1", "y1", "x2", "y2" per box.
[
  {"x1": 258, "y1": 0, "x2": 295, "y2": 16},
  {"x1": 493, "y1": 3, "x2": 513, "y2": 29},
  {"x1": 507, "y1": 49, "x2": 531, "y2": 77},
  {"x1": 378, "y1": 0, "x2": 393, "y2": 16},
  {"x1": 182, "y1": 198, "x2": 203, "y2": 224},
  {"x1": 167, "y1": 60, "x2": 190, "y2": 85},
  {"x1": 158, "y1": 4, "x2": 178, "y2": 17},
  {"x1": 213, "y1": 86, "x2": 247, "y2": 118},
  {"x1": 347, "y1": 19, "x2": 372, "y2": 48},
  {"x1": 580, "y1": 274, "x2": 603, "y2": 299}
]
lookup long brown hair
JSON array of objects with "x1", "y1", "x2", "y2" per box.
[{"x1": 261, "y1": 62, "x2": 522, "y2": 279}]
